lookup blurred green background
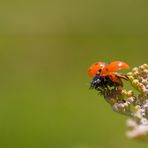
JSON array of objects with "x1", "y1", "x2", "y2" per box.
[{"x1": 0, "y1": 0, "x2": 148, "y2": 148}]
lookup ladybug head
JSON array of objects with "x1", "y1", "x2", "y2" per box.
[{"x1": 90, "y1": 74, "x2": 102, "y2": 89}]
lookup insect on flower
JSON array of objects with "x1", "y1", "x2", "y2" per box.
[{"x1": 87, "y1": 61, "x2": 129, "y2": 92}]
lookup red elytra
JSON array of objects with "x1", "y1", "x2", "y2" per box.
[
  {"x1": 101, "y1": 61, "x2": 129, "y2": 76},
  {"x1": 87, "y1": 61, "x2": 129, "y2": 86},
  {"x1": 87, "y1": 62, "x2": 105, "y2": 77}
]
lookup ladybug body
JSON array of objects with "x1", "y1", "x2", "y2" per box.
[
  {"x1": 90, "y1": 74, "x2": 118, "y2": 90},
  {"x1": 87, "y1": 61, "x2": 129, "y2": 91}
]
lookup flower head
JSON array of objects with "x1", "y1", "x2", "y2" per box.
[{"x1": 89, "y1": 63, "x2": 148, "y2": 139}]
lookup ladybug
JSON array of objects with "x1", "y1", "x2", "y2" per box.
[{"x1": 87, "y1": 61, "x2": 129, "y2": 91}]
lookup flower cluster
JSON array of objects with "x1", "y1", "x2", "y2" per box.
[{"x1": 99, "y1": 64, "x2": 148, "y2": 139}]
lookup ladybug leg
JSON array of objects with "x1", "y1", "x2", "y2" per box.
[{"x1": 97, "y1": 87, "x2": 104, "y2": 93}]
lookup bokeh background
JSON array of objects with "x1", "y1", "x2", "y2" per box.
[{"x1": 0, "y1": 0, "x2": 148, "y2": 148}]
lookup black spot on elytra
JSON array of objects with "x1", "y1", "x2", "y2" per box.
[{"x1": 106, "y1": 68, "x2": 109, "y2": 71}]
